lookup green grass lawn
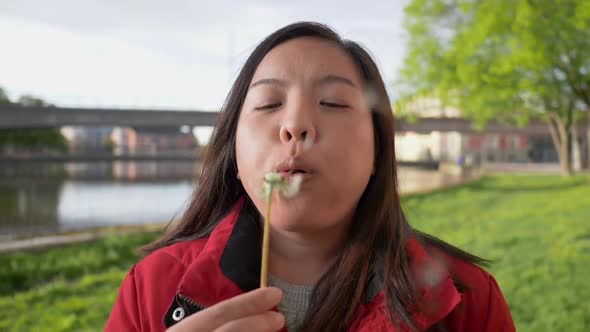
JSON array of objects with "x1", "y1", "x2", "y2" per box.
[
  {"x1": 404, "y1": 175, "x2": 590, "y2": 331},
  {"x1": 0, "y1": 175, "x2": 588, "y2": 331}
]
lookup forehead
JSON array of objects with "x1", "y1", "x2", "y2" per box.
[{"x1": 252, "y1": 37, "x2": 364, "y2": 85}]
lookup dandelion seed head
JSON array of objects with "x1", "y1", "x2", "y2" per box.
[
  {"x1": 364, "y1": 84, "x2": 379, "y2": 112},
  {"x1": 264, "y1": 172, "x2": 284, "y2": 185},
  {"x1": 262, "y1": 171, "x2": 302, "y2": 200},
  {"x1": 280, "y1": 173, "x2": 303, "y2": 198},
  {"x1": 260, "y1": 182, "x2": 272, "y2": 200},
  {"x1": 418, "y1": 261, "x2": 445, "y2": 288}
]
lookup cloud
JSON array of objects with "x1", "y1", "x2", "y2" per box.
[{"x1": 0, "y1": 0, "x2": 409, "y2": 108}]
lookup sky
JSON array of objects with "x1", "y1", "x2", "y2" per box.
[
  {"x1": 0, "y1": 1, "x2": 410, "y2": 143},
  {"x1": 0, "y1": 0, "x2": 410, "y2": 108}
]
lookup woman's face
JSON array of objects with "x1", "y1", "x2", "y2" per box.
[{"x1": 235, "y1": 37, "x2": 375, "y2": 234}]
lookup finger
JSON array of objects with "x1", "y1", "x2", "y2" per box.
[
  {"x1": 205, "y1": 287, "x2": 282, "y2": 328},
  {"x1": 214, "y1": 311, "x2": 285, "y2": 332},
  {"x1": 167, "y1": 287, "x2": 283, "y2": 332}
]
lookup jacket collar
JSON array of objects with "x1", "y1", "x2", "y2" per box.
[{"x1": 176, "y1": 197, "x2": 461, "y2": 329}]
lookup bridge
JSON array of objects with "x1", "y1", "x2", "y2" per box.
[
  {"x1": 0, "y1": 105, "x2": 218, "y2": 129},
  {"x1": 0, "y1": 105, "x2": 557, "y2": 134}
]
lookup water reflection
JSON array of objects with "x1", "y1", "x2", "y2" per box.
[
  {"x1": 0, "y1": 161, "x2": 199, "y2": 240},
  {"x1": 0, "y1": 180, "x2": 62, "y2": 239},
  {"x1": 0, "y1": 161, "x2": 199, "y2": 180},
  {"x1": 0, "y1": 161, "x2": 465, "y2": 240}
]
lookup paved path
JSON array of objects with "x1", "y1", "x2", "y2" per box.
[{"x1": 0, "y1": 224, "x2": 166, "y2": 254}]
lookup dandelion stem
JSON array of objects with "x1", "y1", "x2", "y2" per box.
[
  {"x1": 259, "y1": 171, "x2": 301, "y2": 288},
  {"x1": 260, "y1": 190, "x2": 272, "y2": 288}
]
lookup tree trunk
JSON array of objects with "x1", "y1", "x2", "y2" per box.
[
  {"x1": 587, "y1": 113, "x2": 590, "y2": 174},
  {"x1": 547, "y1": 112, "x2": 573, "y2": 176},
  {"x1": 561, "y1": 135, "x2": 572, "y2": 176},
  {"x1": 573, "y1": 122, "x2": 589, "y2": 171}
]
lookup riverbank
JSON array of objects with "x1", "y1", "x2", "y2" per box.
[
  {"x1": 0, "y1": 174, "x2": 588, "y2": 331},
  {"x1": 0, "y1": 223, "x2": 168, "y2": 253},
  {"x1": 0, "y1": 165, "x2": 470, "y2": 243},
  {"x1": 0, "y1": 169, "x2": 478, "y2": 253}
]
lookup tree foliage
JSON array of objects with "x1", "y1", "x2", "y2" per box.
[
  {"x1": 398, "y1": 0, "x2": 590, "y2": 174},
  {"x1": 0, "y1": 87, "x2": 67, "y2": 152}
]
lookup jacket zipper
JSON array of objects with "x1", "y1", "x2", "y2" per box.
[{"x1": 177, "y1": 293, "x2": 207, "y2": 311}]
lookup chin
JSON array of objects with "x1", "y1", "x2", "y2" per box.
[{"x1": 271, "y1": 216, "x2": 320, "y2": 234}]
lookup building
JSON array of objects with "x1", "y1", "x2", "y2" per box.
[
  {"x1": 61, "y1": 126, "x2": 115, "y2": 152},
  {"x1": 394, "y1": 97, "x2": 555, "y2": 165},
  {"x1": 110, "y1": 127, "x2": 198, "y2": 155},
  {"x1": 110, "y1": 127, "x2": 137, "y2": 155}
]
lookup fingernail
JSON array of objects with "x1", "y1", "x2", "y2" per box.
[
  {"x1": 269, "y1": 311, "x2": 284, "y2": 327},
  {"x1": 266, "y1": 287, "x2": 283, "y2": 302}
]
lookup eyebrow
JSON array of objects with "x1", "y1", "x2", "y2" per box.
[
  {"x1": 249, "y1": 74, "x2": 357, "y2": 89},
  {"x1": 249, "y1": 78, "x2": 287, "y2": 89},
  {"x1": 316, "y1": 75, "x2": 357, "y2": 88}
]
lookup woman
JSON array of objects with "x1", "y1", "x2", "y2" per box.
[{"x1": 105, "y1": 22, "x2": 515, "y2": 332}]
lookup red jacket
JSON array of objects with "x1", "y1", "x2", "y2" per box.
[{"x1": 105, "y1": 198, "x2": 515, "y2": 331}]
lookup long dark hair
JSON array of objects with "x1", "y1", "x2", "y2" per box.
[{"x1": 144, "y1": 22, "x2": 486, "y2": 331}]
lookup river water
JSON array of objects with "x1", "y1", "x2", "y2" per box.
[{"x1": 0, "y1": 161, "x2": 463, "y2": 240}]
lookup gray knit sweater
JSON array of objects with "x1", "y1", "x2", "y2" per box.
[{"x1": 268, "y1": 274, "x2": 314, "y2": 332}]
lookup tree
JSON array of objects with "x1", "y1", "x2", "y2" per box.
[
  {"x1": 17, "y1": 94, "x2": 53, "y2": 107},
  {"x1": 0, "y1": 88, "x2": 11, "y2": 105},
  {"x1": 0, "y1": 87, "x2": 67, "y2": 152},
  {"x1": 398, "y1": 0, "x2": 590, "y2": 175}
]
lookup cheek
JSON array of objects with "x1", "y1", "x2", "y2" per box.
[
  {"x1": 236, "y1": 116, "x2": 270, "y2": 160},
  {"x1": 235, "y1": 118, "x2": 273, "y2": 191},
  {"x1": 317, "y1": 116, "x2": 374, "y2": 206},
  {"x1": 328, "y1": 117, "x2": 374, "y2": 173}
]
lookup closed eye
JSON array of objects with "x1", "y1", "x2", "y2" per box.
[
  {"x1": 320, "y1": 101, "x2": 350, "y2": 109},
  {"x1": 255, "y1": 103, "x2": 282, "y2": 111}
]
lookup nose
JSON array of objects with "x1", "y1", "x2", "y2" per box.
[
  {"x1": 279, "y1": 125, "x2": 313, "y2": 143},
  {"x1": 279, "y1": 104, "x2": 317, "y2": 145}
]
